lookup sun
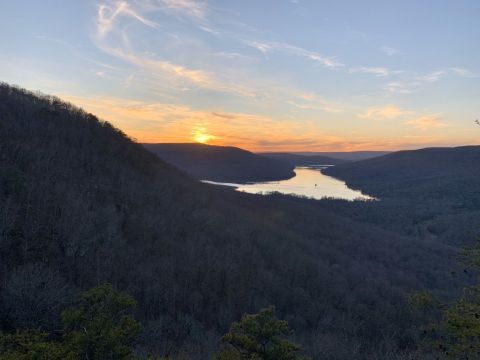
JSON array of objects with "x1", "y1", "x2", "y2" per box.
[
  {"x1": 191, "y1": 127, "x2": 216, "y2": 144},
  {"x1": 194, "y1": 132, "x2": 212, "y2": 144}
]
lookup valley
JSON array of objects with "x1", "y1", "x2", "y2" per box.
[{"x1": 1, "y1": 84, "x2": 478, "y2": 359}]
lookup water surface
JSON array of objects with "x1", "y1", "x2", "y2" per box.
[{"x1": 203, "y1": 166, "x2": 374, "y2": 201}]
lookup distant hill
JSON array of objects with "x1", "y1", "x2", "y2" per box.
[
  {"x1": 143, "y1": 143, "x2": 295, "y2": 182},
  {"x1": 295, "y1": 151, "x2": 390, "y2": 161},
  {"x1": 257, "y1": 152, "x2": 346, "y2": 166},
  {"x1": 324, "y1": 146, "x2": 480, "y2": 202}
]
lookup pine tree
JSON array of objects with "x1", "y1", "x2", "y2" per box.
[{"x1": 215, "y1": 306, "x2": 309, "y2": 360}]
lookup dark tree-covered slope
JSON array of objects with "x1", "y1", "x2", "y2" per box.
[
  {"x1": 257, "y1": 152, "x2": 346, "y2": 166},
  {"x1": 318, "y1": 146, "x2": 480, "y2": 252},
  {"x1": 143, "y1": 143, "x2": 295, "y2": 183},
  {"x1": 323, "y1": 146, "x2": 480, "y2": 202},
  {"x1": 0, "y1": 83, "x2": 462, "y2": 359}
]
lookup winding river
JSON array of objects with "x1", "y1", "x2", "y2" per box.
[{"x1": 203, "y1": 166, "x2": 375, "y2": 201}]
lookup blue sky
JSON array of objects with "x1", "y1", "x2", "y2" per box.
[{"x1": 0, "y1": 0, "x2": 479, "y2": 150}]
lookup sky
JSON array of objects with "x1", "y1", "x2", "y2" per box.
[{"x1": 0, "y1": 0, "x2": 479, "y2": 151}]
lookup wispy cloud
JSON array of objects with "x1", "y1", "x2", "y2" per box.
[
  {"x1": 416, "y1": 70, "x2": 444, "y2": 83},
  {"x1": 93, "y1": 1, "x2": 258, "y2": 98},
  {"x1": 102, "y1": 44, "x2": 258, "y2": 97},
  {"x1": 96, "y1": 1, "x2": 158, "y2": 37},
  {"x1": 245, "y1": 40, "x2": 344, "y2": 69},
  {"x1": 383, "y1": 80, "x2": 421, "y2": 94},
  {"x1": 359, "y1": 105, "x2": 448, "y2": 131},
  {"x1": 93, "y1": 2, "x2": 348, "y2": 103},
  {"x1": 287, "y1": 93, "x2": 344, "y2": 113},
  {"x1": 156, "y1": 0, "x2": 207, "y2": 19},
  {"x1": 349, "y1": 66, "x2": 392, "y2": 77},
  {"x1": 348, "y1": 63, "x2": 445, "y2": 94},
  {"x1": 359, "y1": 105, "x2": 413, "y2": 119},
  {"x1": 406, "y1": 115, "x2": 448, "y2": 130},
  {"x1": 246, "y1": 41, "x2": 274, "y2": 54},
  {"x1": 451, "y1": 67, "x2": 480, "y2": 78},
  {"x1": 381, "y1": 70, "x2": 444, "y2": 94}
]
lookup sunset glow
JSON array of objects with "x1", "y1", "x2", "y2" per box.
[
  {"x1": 191, "y1": 127, "x2": 215, "y2": 144},
  {"x1": 1, "y1": 1, "x2": 479, "y2": 151}
]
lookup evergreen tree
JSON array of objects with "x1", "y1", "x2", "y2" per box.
[
  {"x1": 214, "y1": 306, "x2": 309, "y2": 360},
  {"x1": 0, "y1": 284, "x2": 144, "y2": 360},
  {"x1": 62, "y1": 283, "x2": 143, "y2": 360}
]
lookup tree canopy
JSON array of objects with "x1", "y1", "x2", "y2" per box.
[
  {"x1": 0, "y1": 284, "x2": 143, "y2": 360},
  {"x1": 215, "y1": 306, "x2": 309, "y2": 360}
]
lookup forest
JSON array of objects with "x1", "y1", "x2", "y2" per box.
[{"x1": 0, "y1": 83, "x2": 478, "y2": 359}]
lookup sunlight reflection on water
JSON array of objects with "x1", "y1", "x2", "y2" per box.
[{"x1": 203, "y1": 166, "x2": 375, "y2": 201}]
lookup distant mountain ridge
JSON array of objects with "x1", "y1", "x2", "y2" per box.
[
  {"x1": 257, "y1": 152, "x2": 347, "y2": 166},
  {"x1": 143, "y1": 143, "x2": 295, "y2": 183},
  {"x1": 294, "y1": 151, "x2": 390, "y2": 161}
]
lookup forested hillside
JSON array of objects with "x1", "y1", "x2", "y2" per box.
[
  {"x1": 0, "y1": 83, "x2": 467, "y2": 359},
  {"x1": 144, "y1": 143, "x2": 295, "y2": 183},
  {"x1": 324, "y1": 146, "x2": 480, "y2": 202},
  {"x1": 320, "y1": 147, "x2": 480, "y2": 247}
]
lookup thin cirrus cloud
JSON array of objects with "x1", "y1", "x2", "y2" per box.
[
  {"x1": 98, "y1": 43, "x2": 257, "y2": 98},
  {"x1": 96, "y1": 1, "x2": 159, "y2": 38},
  {"x1": 287, "y1": 93, "x2": 344, "y2": 113},
  {"x1": 377, "y1": 70, "x2": 444, "y2": 93},
  {"x1": 451, "y1": 67, "x2": 480, "y2": 78},
  {"x1": 245, "y1": 40, "x2": 344, "y2": 69},
  {"x1": 359, "y1": 105, "x2": 449, "y2": 132},
  {"x1": 406, "y1": 115, "x2": 448, "y2": 130},
  {"x1": 349, "y1": 67, "x2": 392, "y2": 77},
  {"x1": 380, "y1": 68, "x2": 479, "y2": 94},
  {"x1": 383, "y1": 71, "x2": 444, "y2": 94},
  {"x1": 157, "y1": 0, "x2": 207, "y2": 19},
  {"x1": 416, "y1": 70, "x2": 444, "y2": 83},
  {"x1": 358, "y1": 105, "x2": 413, "y2": 120},
  {"x1": 93, "y1": 0, "x2": 456, "y2": 101},
  {"x1": 93, "y1": 1, "x2": 258, "y2": 98},
  {"x1": 383, "y1": 81, "x2": 421, "y2": 94},
  {"x1": 92, "y1": 0, "x2": 350, "y2": 107},
  {"x1": 348, "y1": 66, "x2": 446, "y2": 93}
]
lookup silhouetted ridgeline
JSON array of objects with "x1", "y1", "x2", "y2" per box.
[
  {"x1": 257, "y1": 152, "x2": 346, "y2": 166},
  {"x1": 0, "y1": 83, "x2": 466, "y2": 359},
  {"x1": 295, "y1": 151, "x2": 390, "y2": 161},
  {"x1": 143, "y1": 143, "x2": 295, "y2": 183}
]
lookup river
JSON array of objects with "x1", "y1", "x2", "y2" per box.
[{"x1": 203, "y1": 166, "x2": 375, "y2": 201}]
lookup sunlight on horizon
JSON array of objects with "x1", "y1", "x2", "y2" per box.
[{"x1": 191, "y1": 126, "x2": 216, "y2": 144}]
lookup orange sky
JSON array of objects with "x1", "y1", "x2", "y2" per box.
[{"x1": 62, "y1": 95, "x2": 478, "y2": 152}]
